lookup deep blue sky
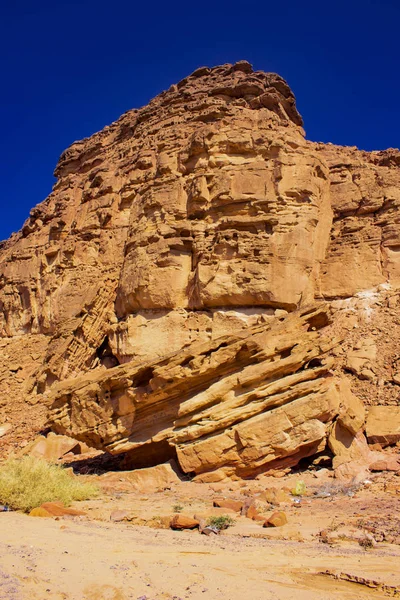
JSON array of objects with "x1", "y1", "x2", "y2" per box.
[{"x1": 1, "y1": 0, "x2": 399, "y2": 241}]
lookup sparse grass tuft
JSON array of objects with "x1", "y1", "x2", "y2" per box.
[
  {"x1": 172, "y1": 503, "x2": 184, "y2": 513},
  {"x1": 206, "y1": 515, "x2": 235, "y2": 530},
  {"x1": 0, "y1": 456, "x2": 99, "y2": 512}
]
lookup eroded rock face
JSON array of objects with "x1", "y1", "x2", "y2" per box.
[
  {"x1": 1, "y1": 61, "x2": 400, "y2": 470},
  {"x1": 50, "y1": 305, "x2": 344, "y2": 479}
]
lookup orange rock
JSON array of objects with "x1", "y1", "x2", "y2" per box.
[
  {"x1": 170, "y1": 515, "x2": 200, "y2": 530},
  {"x1": 213, "y1": 498, "x2": 243, "y2": 512},
  {"x1": 123, "y1": 461, "x2": 182, "y2": 492},
  {"x1": 40, "y1": 502, "x2": 86, "y2": 516},
  {"x1": 260, "y1": 488, "x2": 290, "y2": 505},
  {"x1": 29, "y1": 507, "x2": 52, "y2": 517},
  {"x1": 369, "y1": 459, "x2": 400, "y2": 472},
  {"x1": 366, "y1": 407, "x2": 400, "y2": 447},
  {"x1": 21, "y1": 432, "x2": 82, "y2": 461},
  {"x1": 253, "y1": 513, "x2": 268, "y2": 522},
  {"x1": 264, "y1": 511, "x2": 288, "y2": 527},
  {"x1": 243, "y1": 504, "x2": 265, "y2": 521},
  {"x1": 244, "y1": 504, "x2": 258, "y2": 519}
]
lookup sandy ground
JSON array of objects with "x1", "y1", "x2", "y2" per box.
[
  {"x1": 1, "y1": 467, "x2": 400, "y2": 600},
  {"x1": 1, "y1": 511, "x2": 400, "y2": 600}
]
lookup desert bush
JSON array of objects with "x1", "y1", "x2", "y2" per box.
[
  {"x1": 172, "y1": 503, "x2": 184, "y2": 513},
  {"x1": 0, "y1": 456, "x2": 98, "y2": 512},
  {"x1": 206, "y1": 515, "x2": 235, "y2": 530}
]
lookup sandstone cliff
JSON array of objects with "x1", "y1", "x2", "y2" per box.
[{"x1": 1, "y1": 61, "x2": 400, "y2": 475}]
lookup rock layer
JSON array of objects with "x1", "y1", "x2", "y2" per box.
[
  {"x1": 50, "y1": 304, "x2": 344, "y2": 479},
  {"x1": 1, "y1": 61, "x2": 400, "y2": 470}
]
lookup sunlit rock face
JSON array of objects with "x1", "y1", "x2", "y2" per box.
[{"x1": 1, "y1": 61, "x2": 400, "y2": 473}]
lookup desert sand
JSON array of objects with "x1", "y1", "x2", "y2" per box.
[{"x1": 1, "y1": 466, "x2": 400, "y2": 600}]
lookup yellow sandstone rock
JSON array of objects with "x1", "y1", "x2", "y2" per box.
[
  {"x1": 29, "y1": 507, "x2": 52, "y2": 518},
  {"x1": 264, "y1": 511, "x2": 288, "y2": 527}
]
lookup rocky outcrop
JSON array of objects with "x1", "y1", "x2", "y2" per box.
[
  {"x1": 1, "y1": 61, "x2": 400, "y2": 472},
  {"x1": 49, "y1": 304, "x2": 347, "y2": 479}
]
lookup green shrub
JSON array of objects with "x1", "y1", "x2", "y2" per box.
[
  {"x1": 206, "y1": 515, "x2": 235, "y2": 530},
  {"x1": 0, "y1": 456, "x2": 98, "y2": 512},
  {"x1": 172, "y1": 503, "x2": 184, "y2": 513}
]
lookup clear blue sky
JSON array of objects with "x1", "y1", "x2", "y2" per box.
[{"x1": 1, "y1": 0, "x2": 399, "y2": 241}]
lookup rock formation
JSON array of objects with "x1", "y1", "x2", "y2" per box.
[
  {"x1": 50, "y1": 304, "x2": 344, "y2": 479},
  {"x1": 1, "y1": 61, "x2": 400, "y2": 476}
]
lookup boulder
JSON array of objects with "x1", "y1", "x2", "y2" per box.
[
  {"x1": 29, "y1": 507, "x2": 52, "y2": 518},
  {"x1": 260, "y1": 488, "x2": 290, "y2": 505},
  {"x1": 264, "y1": 511, "x2": 288, "y2": 527},
  {"x1": 170, "y1": 515, "x2": 200, "y2": 530},
  {"x1": 245, "y1": 504, "x2": 266, "y2": 521},
  {"x1": 336, "y1": 379, "x2": 365, "y2": 436},
  {"x1": 49, "y1": 305, "x2": 346, "y2": 479},
  {"x1": 213, "y1": 499, "x2": 243, "y2": 512},
  {"x1": 201, "y1": 526, "x2": 219, "y2": 536},
  {"x1": 110, "y1": 510, "x2": 130, "y2": 522},
  {"x1": 328, "y1": 423, "x2": 372, "y2": 469},
  {"x1": 366, "y1": 407, "x2": 400, "y2": 446},
  {"x1": 22, "y1": 432, "x2": 83, "y2": 461},
  {"x1": 124, "y1": 461, "x2": 182, "y2": 492},
  {"x1": 334, "y1": 461, "x2": 371, "y2": 482},
  {"x1": 369, "y1": 458, "x2": 400, "y2": 472}
]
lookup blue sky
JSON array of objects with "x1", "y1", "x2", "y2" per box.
[{"x1": 1, "y1": 0, "x2": 399, "y2": 241}]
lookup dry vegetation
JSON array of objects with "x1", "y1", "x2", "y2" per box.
[{"x1": 0, "y1": 456, "x2": 98, "y2": 512}]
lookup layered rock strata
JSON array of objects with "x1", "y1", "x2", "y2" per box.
[
  {"x1": 50, "y1": 304, "x2": 349, "y2": 480},
  {"x1": 1, "y1": 61, "x2": 400, "y2": 470}
]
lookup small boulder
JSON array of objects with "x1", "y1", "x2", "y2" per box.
[
  {"x1": 201, "y1": 526, "x2": 219, "y2": 536},
  {"x1": 170, "y1": 515, "x2": 199, "y2": 530},
  {"x1": 369, "y1": 458, "x2": 400, "y2": 472},
  {"x1": 22, "y1": 432, "x2": 83, "y2": 461},
  {"x1": 329, "y1": 423, "x2": 373, "y2": 469},
  {"x1": 244, "y1": 504, "x2": 259, "y2": 520},
  {"x1": 213, "y1": 498, "x2": 243, "y2": 512},
  {"x1": 264, "y1": 511, "x2": 288, "y2": 528},
  {"x1": 110, "y1": 510, "x2": 129, "y2": 522},
  {"x1": 334, "y1": 460, "x2": 370, "y2": 482},
  {"x1": 125, "y1": 461, "x2": 182, "y2": 492},
  {"x1": 241, "y1": 497, "x2": 255, "y2": 516},
  {"x1": 29, "y1": 507, "x2": 52, "y2": 517},
  {"x1": 260, "y1": 488, "x2": 289, "y2": 505},
  {"x1": 359, "y1": 369, "x2": 376, "y2": 382}
]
